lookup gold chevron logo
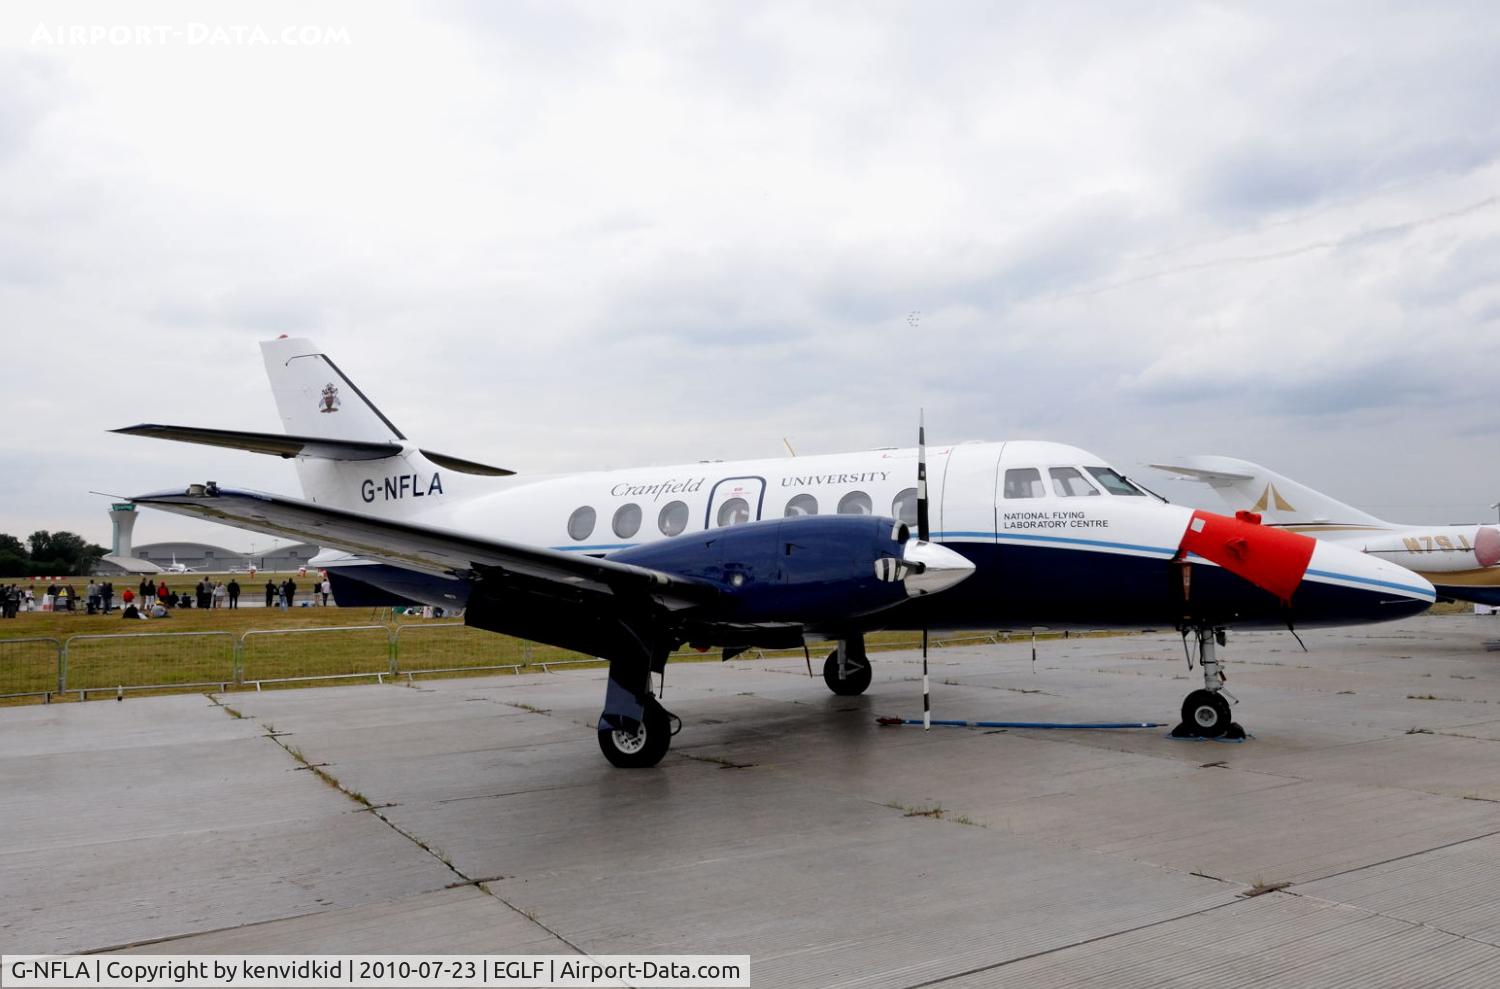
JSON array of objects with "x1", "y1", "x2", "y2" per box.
[{"x1": 1251, "y1": 483, "x2": 1296, "y2": 513}]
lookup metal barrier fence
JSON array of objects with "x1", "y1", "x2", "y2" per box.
[
  {"x1": 0, "y1": 624, "x2": 1028, "y2": 703},
  {"x1": 0, "y1": 637, "x2": 64, "y2": 700},
  {"x1": 240, "y1": 625, "x2": 393, "y2": 688},
  {"x1": 392, "y1": 623, "x2": 527, "y2": 680},
  {"x1": 63, "y1": 631, "x2": 236, "y2": 699}
]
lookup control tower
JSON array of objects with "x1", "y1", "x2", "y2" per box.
[
  {"x1": 98, "y1": 503, "x2": 161, "y2": 574},
  {"x1": 109, "y1": 503, "x2": 138, "y2": 558}
]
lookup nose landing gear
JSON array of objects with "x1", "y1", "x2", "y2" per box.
[
  {"x1": 1172, "y1": 626, "x2": 1246, "y2": 740},
  {"x1": 823, "y1": 637, "x2": 873, "y2": 696}
]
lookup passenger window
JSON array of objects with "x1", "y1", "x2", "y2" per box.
[
  {"x1": 891, "y1": 487, "x2": 918, "y2": 525},
  {"x1": 717, "y1": 497, "x2": 751, "y2": 527},
  {"x1": 612, "y1": 503, "x2": 642, "y2": 538},
  {"x1": 658, "y1": 500, "x2": 689, "y2": 536},
  {"x1": 837, "y1": 491, "x2": 872, "y2": 515},
  {"x1": 1050, "y1": 467, "x2": 1100, "y2": 497},
  {"x1": 567, "y1": 506, "x2": 596, "y2": 541},
  {"x1": 1003, "y1": 468, "x2": 1045, "y2": 499},
  {"x1": 784, "y1": 493, "x2": 818, "y2": 517},
  {"x1": 1086, "y1": 466, "x2": 1145, "y2": 496}
]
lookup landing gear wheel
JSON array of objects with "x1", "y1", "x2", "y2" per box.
[
  {"x1": 598, "y1": 699, "x2": 672, "y2": 768},
  {"x1": 1179, "y1": 689, "x2": 1232, "y2": 738},
  {"x1": 823, "y1": 650, "x2": 872, "y2": 696}
]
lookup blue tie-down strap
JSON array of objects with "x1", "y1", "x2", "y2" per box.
[
  {"x1": 598, "y1": 676, "x2": 645, "y2": 733},
  {"x1": 877, "y1": 717, "x2": 1164, "y2": 730}
]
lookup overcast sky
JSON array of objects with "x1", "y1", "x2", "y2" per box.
[{"x1": 3, "y1": 0, "x2": 1498, "y2": 551}]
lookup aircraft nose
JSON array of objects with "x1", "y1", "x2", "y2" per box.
[
  {"x1": 1298, "y1": 539, "x2": 1435, "y2": 624},
  {"x1": 902, "y1": 540, "x2": 976, "y2": 597},
  {"x1": 1476, "y1": 526, "x2": 1500, "y2": 568}
]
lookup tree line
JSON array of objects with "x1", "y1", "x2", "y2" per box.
[{"x1": 0, "y1": 531, "x2": 108, "y2": 577}]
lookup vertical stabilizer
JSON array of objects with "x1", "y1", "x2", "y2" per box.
[
  {"x1": 260, "y1": 336, "x2": 405, "y2": 444},
  {"x1": 1149, "y1": 456, "x2": 1389, "y2": 527}
]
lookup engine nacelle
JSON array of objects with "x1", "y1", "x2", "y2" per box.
[{"x1": 609, "y1": 515, "x2": 971, "y2": 626}]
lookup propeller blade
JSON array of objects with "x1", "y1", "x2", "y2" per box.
[
  {"x1": 922, "y1": 627, "x2": 931, "y2": 731},
  {"x1": 917, "y1": 409, "x2": 930, "y2": 543}
]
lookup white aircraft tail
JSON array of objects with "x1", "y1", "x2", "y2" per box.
[
  {"x1": 257, "y1": 337, "x2": 512, "y2": 515},
  {"x1": 1150, "y1": 455, "x2": 1388, "y2": 528},
  {"x1": 115, "y1": 337, "x2": 512, "y2": 518},
  {"x1": 260, "y1": 336, "x2": 407, "y2": 445}
]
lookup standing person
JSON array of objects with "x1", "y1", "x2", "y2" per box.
[
  {"x1": 86, "y1": 580, "x2": 100, "y2": 613},
  {"x1": 285, "y1": 577, "x2": 297, "y2": 608},
  {"x1": 277, "y1": 579, "x2": 288, "y2": 610},
  {"x1": 227, "y1": 578, "x2": 240, "y2": 609},
  {"x1": 156, "y1": 580, "x2": 170, "y2": 608},
  {"x1": 24, "y1": 585, "x2": 35, "y2": 611},
  {"x1": 320, "y1": 575, "x2": 331, "y2": 607},
  {"x1": 264, "y1": 579, "x2": 276, "y2": 607},
  {"x1": 3, "y1": 584, "x2": 16, "y2": 619},
  {"x1": 101, "y1": 581, "x2": 114, "y2": 613},
  {"x1": 139, "y1": 576, "x2": 151, "y2": 605},
  {"x1": 213, "y1": 581, "x2": 226, "y2": 609}
]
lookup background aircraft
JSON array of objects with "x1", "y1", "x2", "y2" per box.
[
  {"x1": 1152, "y1": 455, "x2": 1500, "y2": 606},
  {"x1": 160, "y1": 554, "x2": 195, "y2": 574},
  {"x1": 117, "y1": 339, "x2": 1433, "y2": 765}
]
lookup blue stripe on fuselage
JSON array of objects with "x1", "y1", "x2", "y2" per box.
[
  {"x1": 1304, "y1": 567, "x2": 1435, "y2": 601},
  {"x1": 939, "y1": 530, "x2": 1176, "y2": 557}
]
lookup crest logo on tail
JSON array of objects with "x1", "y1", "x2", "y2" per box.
[
  {"x1": 1251, "y1": 483, "x2": 1295, "y2": 513},
  {"x1": 319, "y1": 383, "x2": 341, "y2": 414}
]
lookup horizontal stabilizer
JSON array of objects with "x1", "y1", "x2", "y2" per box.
[
  {"x1": 418, "y1": 449, "x2": 515, "y2": 477},
  {"x1": 113, "y1": 424, "x2": 513, "y2": 475},
  {"x1": 1148, "y1": 461, "x2": 1256, "y2": 486}
]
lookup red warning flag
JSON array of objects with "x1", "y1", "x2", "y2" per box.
[{"x1": 1179, "y1": 510, "x2": 1315, "y2": 603}]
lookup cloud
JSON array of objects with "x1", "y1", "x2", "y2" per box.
[{"x1": 1, "y1": 0, "x2": 1498, "y2": 546}]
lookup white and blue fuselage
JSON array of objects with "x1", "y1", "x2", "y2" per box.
[{"x1": 312, "y1": 439, "x2": 1435, "y2": 633}]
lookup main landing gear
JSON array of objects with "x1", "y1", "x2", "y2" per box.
[
  {"x1": 823, "y1": 637, "x2": 872, "y2": 696},
  {"x1": 597, "y1": 648, "x2": 680, "y2": 768},
  {"x1": 598, "y1": 695, "x2": 680, "y2": 768},
  {"x1": 1172, "y1": 626, "x2": 1246, "y2": 740}
]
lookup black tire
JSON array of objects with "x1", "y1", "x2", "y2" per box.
[
  {"x1": 823, "y1": 650, "x2": 873, "y2": 696},
  {"x1": 1181, "y1": 689, "x2": 1232, "y2": 738},
  {"x1": 597, "y1": 699, "x2": 672, "y2": 768}
]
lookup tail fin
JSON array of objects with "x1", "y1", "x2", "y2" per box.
[
  {"x1": 261, "y1": 336, "x2": 406, "y2": 444},
  {"x1": 114, "y1": 337, "x2": 511, "y2": 517},
  {"x1": 1150, "y1": 455, "x2": 1388, "y2": 527}
]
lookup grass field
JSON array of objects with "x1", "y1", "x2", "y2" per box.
[
  {"x1": 0, "y1": 593, "x2": 1020, "y2": 706},
  {"x1": 0, "y1": 577, "x2": 1475, "y2": 706}
]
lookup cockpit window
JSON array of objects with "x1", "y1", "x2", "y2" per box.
[
  {"x1": 1003, "y1": 468, "x2": 1045, "y2": 499},
  {"x1": 1050, "y1": 467, "x2": 1099, "y2": 497},
  {"x1": 1085, "y1": 466, "x2": 1145, "y2": 496}
]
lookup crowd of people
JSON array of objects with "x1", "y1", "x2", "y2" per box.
[{"x1": 0, "y1": 572, "x2": 335, "y2": 619}]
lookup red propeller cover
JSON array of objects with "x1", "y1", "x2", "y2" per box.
[{"x1": 1179, "y1": 510, "x2": 1316, "y2": 603}]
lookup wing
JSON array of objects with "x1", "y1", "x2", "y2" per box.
[{"x1": 130, "y1": 485, "x2": 718, "y2": 610}]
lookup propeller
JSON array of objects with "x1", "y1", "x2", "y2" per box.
[{"x1": 919, "y1": 410, "x2": 930, "y2": 732}]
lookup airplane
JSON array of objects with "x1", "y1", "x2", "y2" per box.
[
  {"x1": 161, "y1": 553, "x2": 196, "y2": 574},
  {"x1": 1150, "y1": 456, "x2": 1500, "y2": 606},
  {"x1": 114, "y1": 337, "x2": 1435, "y2": 767}
]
